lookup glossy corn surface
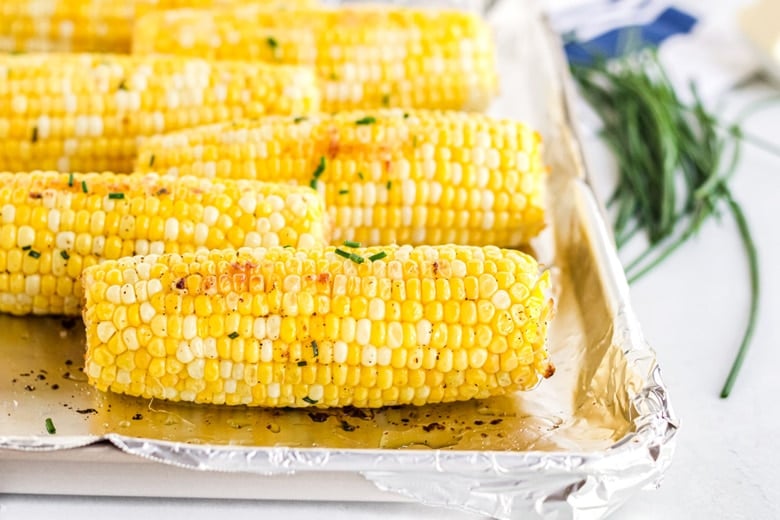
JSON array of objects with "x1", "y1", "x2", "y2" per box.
[
  {"x1": 0, "y1": 0, "x2": 313, "y2": 53},
  {"x1": 82, "y1": 244, "x2": 554, "y2": 408},
  {"x1": 0, "y1": 53, "x2": 320, "y2": 173},
  {"x1": 136, "y1": 109, "x2": 546, "y2": 247},
  {"x1": 0, "y1": 171, "x2": 328, "y2": 316},
  {"x1": 133, "y1": 5, "x2": 498, "y2": 111}
]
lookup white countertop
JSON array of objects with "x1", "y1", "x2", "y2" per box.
[{"x1": 3, "y1": 5, "x2": 780, "y2": 520}]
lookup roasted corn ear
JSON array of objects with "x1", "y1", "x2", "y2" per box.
[
  {"x1": 0, "y1": 53, "x2": 320, "y2": 173},
  {"x1": 0, "y1": 0, "x2": 314, "y2": 53},
  {"x1": 132, "y1": 5, "x2": 498, "y2": 112},
  {"x1": 0, "y1": 171, "x2": 328, "y2": 316},
  {"x1": 136, "y1": 109, "x2": 546, "y2": 247},
  {"x1": 82, "y1": 244, "x2": 554, "y2": 408}
]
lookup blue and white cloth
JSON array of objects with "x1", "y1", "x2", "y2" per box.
[{"x1": 545, "y1": 0, "x2": 760, "y2": 105}]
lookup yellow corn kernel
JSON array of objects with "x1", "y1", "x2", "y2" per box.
[
  {"x1": 136, "y1": 109, "x2": 545, "y2": 248},
  {"x1": 132, "y1": 5, "x2": 497, "y2": 112},
  {"x1": 0, "y1": 0, "x2": 313, "y2": 53},
  {"x1": 83, "y1": 244, "x2": 554, "y2": 408},
  {"x1": 0, "y1": 53, "x2": 319, "y2": 173},
  {"x1": 0, "y1": 171, "x2": 328, "y2": 316}
]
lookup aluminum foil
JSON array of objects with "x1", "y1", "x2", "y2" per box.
[{"x1": 0, "y1": 1, "x2": 678, "y2": 518}]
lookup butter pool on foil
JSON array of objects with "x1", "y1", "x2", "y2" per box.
[{"x1": 0, "y1": 0, "x2": 678, "y2": 518}]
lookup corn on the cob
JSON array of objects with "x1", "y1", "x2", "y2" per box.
[
  {"x1": 0, "y1": 0, "x2": 313, "y2": 53},
  {"x1": 133, "y1": 5, "x2": 498, "y2": 112},
  {"x1": 136, "y1": 109, "x2": 546, "y2": 247},
  {"x1": 82, "y1": 244, "x2": 554, "y2": 408},
  {"x1": 0, "y1": 53, "x2": 319, "y2": 173},
  {"x1": 0, "y1": 171, "x2": 328, "y2": 316}
]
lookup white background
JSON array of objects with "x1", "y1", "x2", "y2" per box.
[{"x1": 2, "y1": 1, "x2": 780, "y2": 518}]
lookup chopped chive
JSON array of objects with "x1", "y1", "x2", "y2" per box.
[
  {"x1": 334, "y1": 248, "x2": 351, "y2": 260},
  {"x1": 312, "y1": 156, "x2": 326, "y2": 178},
  {"x1": 412, "y1": 136, "x2": 418, "y2": 147},
  {"x1": 293, "y1": 116, "x2": 307, "y2": 123},
  {"x1": 283, "y1": 244, "x2": 293, "y2": 248},
  {"x1": 155, "y1": 187, "x2": 168, "y2": 196},
  {"x1": 309, "y1": 178, "x2": 319, "y2": 190},
  {"x1": 343, "y1": 240, "x2": 361, "y2": 248},
  {"x1": 297, "y1": 360, "x2": 307, "y2": 367},
  {"x1": 386, "y1": 181, "x2": 392, "y2": 190},
  {"x1": 381, "y1": 94, "x2": 390, "y2": 107},
  {"x1": 403, "y1": 112, "x2": 410, "y2": 119},
  {"x1": 357, "y1": 171, "x2": 364, "y2": 180},
  {"x1": 355, "y1": 116, "x2": 376, "y2": 125},
  {"x1": 338, "y1": 189, "x2": 349, "y2": 195},
  {"x1": 21, "y1": 245, "x2": 31, "y2": 251},
  {"x1": 81, "y1": 180, "x2": 88, "y2": 193},
  {"x1": 303, "y1": 396, "x2": 318, "y2": 405},
  {"x1": 148, "y1": 154, "x2": 155, "y2": 167},
  {"x1": 311, "y1": 340, "x2": 319, "y2": 357},
  {"x1": 60, "y1": 250, "x2": 70, "y2": 260},
  {"x1": 228, "y1": 331, "x2": 239, "y2": 339},
  {"x1": 349, "y1": 253, "x2": 365, "y2": 264},
  {"x1": 328, "y1": 72, "x2": 338, "y2": 80},
  {"x1": 368, "y1": 251, "x2": 387, "y2": 261},
  {"x1": 31, "y1": 126, "x2": 38, "y2": 143},
  {"x1": 45, "y1": 417, "x2": 56, "y2": 434},
  {"x1": 118, "y1": 80, "x2": 128, "y2": 91},
  {"x1": 68, "y1": 173, "x2": 74, "y2": 187},
  {"x1": 266, "y1": 36, "x2": 279, "y2": 50},
  {"x1": 108, "y1": 192, "x2": 125, "y2": 200},
  {"x1": 28, "y1": 250, "x2": 40, "y2": 259}
]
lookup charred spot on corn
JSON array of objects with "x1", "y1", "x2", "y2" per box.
[
  {"x1": 118, "y1": 79, "x2": 128, "y2": 91},
  {"x1": 31, "y1": 126, "x2": 38, "y2": 143},
  {"x1": 148, "y1": 154, "x2": 155, "y2": 167},
  {"x1": 310, "y1": 340, "x2": 319, "y2": 357}
]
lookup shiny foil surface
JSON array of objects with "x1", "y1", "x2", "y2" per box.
[{"x1": 0, "y1": 1, "x2": 678, "y2": 518}]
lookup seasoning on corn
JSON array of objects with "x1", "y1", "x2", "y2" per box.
[
  {"x1": 82, "y1": 245, "x2": 554, "y2": 408},
  {"x1": 132, "y1": 5, "x2": 499, "y2": 112},
  {"x1": 136, "y1": 109, "x2": 546, "y2": 247},
  {"x1": 0, "y1": 53, "x2": 320, "y2": 173},
  {"x1": 0, "y1": 0, "x2": 314, "y2": 53},
  {"x1": 0, "y1": 171, "x2": 328, "y2": 316}
]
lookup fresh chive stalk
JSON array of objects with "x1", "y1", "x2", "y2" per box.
[{"x1": 571, "y1": 51, "x2": 760, "y2": 398}]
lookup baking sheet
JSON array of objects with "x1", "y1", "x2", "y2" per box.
[{"x1": 0, "y1": 1, "x2": 678, "y2": 518}]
